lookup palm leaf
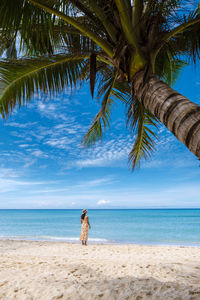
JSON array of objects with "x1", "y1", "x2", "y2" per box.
[
  {"x1": 169, "y1": 24, "x2": 200, "y2": 64},
  {"x1": 82, "y1": 73, "x2": 117, "y2": 146},
  {"x1": 127, "y1": 96, "x2": 159, "y2": 170},
  {"x1": 89, "y1": 53, "x2": 97, "y2": 98},
  {"x1": 0, "y1": 32, "x2": 13, "y2": 57},
  {"x1": 0, "y1": 0, "x2": 58, "y2": 56},
  {"x1": 155, "y1": 47, "x2": 187, "y2": 86},
  {"x1": 0, "y1": 54, "x2": 88, "y2": 117},
  {"x1": 26, "y1": 0, "x2": 113, "y2": 57},
  {"x1": 159, "y1": 3, "x2": 200, "y2": 64},
  {"x1": 96, "y1": 64, "x2": 130, "y2": 101},
  {"x1": 0, "y1": 0, "x2": 97, "y2": 57}
]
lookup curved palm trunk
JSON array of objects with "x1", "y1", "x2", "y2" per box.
[{"x1": 133, "y1": 71, "x2": 200, "y2": 158}]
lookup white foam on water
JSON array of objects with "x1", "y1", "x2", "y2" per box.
[{"x1": 0, "y1": 235, "x2": 110, "y2": 243}]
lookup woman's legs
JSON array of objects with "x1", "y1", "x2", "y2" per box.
[{"x1": 81, "y1": 240, "x2": 87, "y2": 245}]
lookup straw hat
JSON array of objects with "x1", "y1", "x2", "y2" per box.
[{"x1": 82, "y1": 209, "x2": 87, "y2": 214}]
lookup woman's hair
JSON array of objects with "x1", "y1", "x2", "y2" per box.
[{"x1": 81, "y1": 213, "x2": 86, "y2": 220}]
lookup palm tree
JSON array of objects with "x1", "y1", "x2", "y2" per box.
[{"x1": 0, "y1": 0, "x2": 200, "y2": 169}]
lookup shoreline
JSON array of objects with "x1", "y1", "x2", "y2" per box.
[
  {"x1": 0, "y1": 239, "x2": 200, "y2": 299},
  {"x1": 0, "y1": 237, "x2": 200, "y2": 248}
]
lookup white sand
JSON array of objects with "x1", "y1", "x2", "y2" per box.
[{"x1": 0, "y1": 240, "x2": 200, "y2": 299}]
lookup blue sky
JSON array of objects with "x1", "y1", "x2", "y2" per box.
[{"x1": 0, "y1": 64, "x2": 200, "y2": 209}]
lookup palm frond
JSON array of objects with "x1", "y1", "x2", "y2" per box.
[
  {"x1": 0, "y1": 54, "x2": 88, "y2": 117},
  {"x1": 169, "y1": 24, "x2": 200, "y2": 64},
  {"x1": 161, "y1": 2, "x2": 200, "y2": 63},
  {"x1": 0, "y1": 0, "x2": 98, "y2": 57},
  {"x1": 82, "y1": 73, "x2": 117, "y2": 146},
  {"x1": 155, "y1": 47, "x2": 187, "y2": 86},
  {"x1": 0, "y1": 32, "x2": 15, "y2": 58},
  {"x1": 89, "y1": 53, "x2": 97, "y2": 98},
  {"x1": 127, "y1": 96, "x2": 159, "y2": 170},
  {"x1": 108, "y1": 80, "x2": 131, "y2": 104},
  {"x1": 26, "y1": 0, "x2": 113, "y2": 57},
  {"x1": 96, "y1": 64, "x2": 130, "y2": 101},
  {"x1": 0, "y1": 0, "x2": 58, "y2": 55},
  {"x1": 102, "y1": 78, "x2": 158, "y2": 170},
  {"x1": 61, "y1": 25, "x2": 98, "y2": 54},
  {"x1": 97, "y1": 68, "x2": 114, "y2": 100}
]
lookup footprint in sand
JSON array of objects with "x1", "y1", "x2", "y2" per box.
[{"x1": 0, "y1": 281, "x2": 8, "y2": 287}]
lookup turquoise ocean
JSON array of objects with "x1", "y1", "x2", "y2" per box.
[{"x1": 0, "y1": 209, "x2": 199, "y2": 246}]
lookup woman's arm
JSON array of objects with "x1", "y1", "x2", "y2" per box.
[{"x1": 87, "y1": 216, "x2": 91, "y2": 229}]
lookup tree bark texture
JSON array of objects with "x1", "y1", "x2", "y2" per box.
[{"x1": 133, "y1": 71, "x2": 200, "y2": 158}]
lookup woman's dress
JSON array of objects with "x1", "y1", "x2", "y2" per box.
[{"x1": 80, "y1": 217, "x2": 89, "y2": 241}]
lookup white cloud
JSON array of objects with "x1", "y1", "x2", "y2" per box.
[
  {"x1": 29, "y1": 187, "x2": 70, "y2": 194},
  {"x1": 32, "y1": 149, "x2": 48, "y2": 158},
  {"x1": 82, "y1": 112, "x2": 91, "y2": 116},
  {"x1": 1, "y1": 176, "x2": 200, "y2": 208},
  {"x1": 24, "y1": 159, "x2": 36, "y2": 168},
  {"x1": 5, "y1": 122, "x2": 37, "y2": 128},
  {"x1": 45, "y1": 137, "x2": 77, "y2": 149},
  {"x1": 18, "y1": 144, "x2": 30, "y2": 148},
  {"x1": 0, "y1": 168, "x2": 19, "y2": 178},
  {"x1": 76, "y1": 157, "x2": 106, "y2": 168},
  {"x1": 37, "y1": 101, "x2": 70, "y2": 121},
  {"x1": 74, "y1": 136, "x2": 133, "y2": 168},
  {"x1": 0, "y1": 178, "x2": 52, "y2": 194},
  {"x1": 97, "y1": 199, "x2": 111, "y2": 206},
  {"x1": 75, "y1": 177, "x2": 115, "y2": 188},
  {"x1": 0, "y1": 168, "x2": 60, "y2": 195},
  {"x1": 37, "y1": 102, "x2": 46, "y2": 112}
]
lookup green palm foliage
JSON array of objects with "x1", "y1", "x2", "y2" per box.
[
  {"x1": 127, "y1": 97, "x2": 159, "y2": 168},
  {"x1": 0, "y1": 55, "x2": 88, "y2": 117},
  {"x1": 0, "y1": 0, "x2": 200, "y2": 169}
]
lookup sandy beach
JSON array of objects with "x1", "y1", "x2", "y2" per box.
[{"x1": 0, "y1": 240, "x2": 199, "y2": 300}]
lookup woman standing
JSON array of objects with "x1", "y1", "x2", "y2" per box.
[{"x1": 80, "y1": 209, "x2": 91, "y2": 246}]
